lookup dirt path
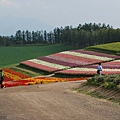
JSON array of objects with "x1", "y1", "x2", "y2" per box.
[{"x1": 0, "y1": 81, "x2": 119, "y2": 120}]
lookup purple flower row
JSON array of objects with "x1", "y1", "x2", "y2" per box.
[
  {"x1": 47, "y1": 56, "x2": 88, "y2": 65},
  {"x1": 37, "y1": 56, "x2": 78, "y2": 67}
]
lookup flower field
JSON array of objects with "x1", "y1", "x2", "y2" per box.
[
  {"x1": 20, "y1": 50, "x2": 120, "y2": 75},
  {"x1": 1, "y1": 49, "x2": 120, "y2": 88},
  {"x1": 2, "y1": 68, "x2": 87, "y2": 88}
]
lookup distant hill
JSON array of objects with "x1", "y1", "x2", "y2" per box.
[{"x1": 0, "y1": 16, "x2": 55, "y2": 36}]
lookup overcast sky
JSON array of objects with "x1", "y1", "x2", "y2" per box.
[{"x1": 0, "y1": 0, "x2": 120, "y2": 29}]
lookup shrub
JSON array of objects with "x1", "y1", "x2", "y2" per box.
[{"x1": 86, "y1": 74, "x2": 120, "y2": 90}]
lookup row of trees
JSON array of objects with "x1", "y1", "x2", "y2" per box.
[{"x1": 0, "y1": 23, "x2": 120, "y2": 48}]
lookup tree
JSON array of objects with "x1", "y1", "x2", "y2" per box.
[{"x1": 44, "y1": 30, "x2": 47, "y2": 43}]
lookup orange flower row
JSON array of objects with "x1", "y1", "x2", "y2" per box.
[
  {"x1": 22, "y1": 77, "x2": 66, "y2": 85},
  {"x1": 23, "y1": 76, "x2": 88, "y2": 85}
]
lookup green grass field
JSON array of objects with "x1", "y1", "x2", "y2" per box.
[
  {"x1": 85, "y1": 42, "x2": 120, "y2": 54},
  {"x1": 0, "y1": 45, "x2": 78, "y2": 68}
]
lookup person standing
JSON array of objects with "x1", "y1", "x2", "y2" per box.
[
  {"x1": 97, "y1": 63, "x2": 102, "y2": 75},
  {"x1": 0, "y1": 69, "x2": 5, "y2": 88}
]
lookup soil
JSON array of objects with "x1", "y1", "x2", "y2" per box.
[
  {"x1": 0, "y1": 81, "x2": 120, "y2": 120},
  {"x1": 76, "y1": 83, "x2": 120, "y2": 103}
]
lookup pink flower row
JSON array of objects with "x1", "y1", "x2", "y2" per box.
[
  {"x1": 21, "y1": 61, "x2": 58, "y2": 72},
  {"x1": 56, "y1": 69, "x2": 120, "y2": 75}
]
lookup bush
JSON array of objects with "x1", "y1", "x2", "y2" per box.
[{"x1": 87, "y1": 74, "x2": 120, "y2": 90}]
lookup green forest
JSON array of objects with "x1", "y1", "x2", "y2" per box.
[{"x1": 0, "y1": 23, "x2": 120, "y2": 48}]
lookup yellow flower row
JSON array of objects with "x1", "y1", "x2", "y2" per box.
[{"x1": 4, "y1": 71, "x2": 22, "y2": 81}]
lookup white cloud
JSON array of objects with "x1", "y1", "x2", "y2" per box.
[{"x1": 0, "y1": 0, "x2": 19, "y2": 8}]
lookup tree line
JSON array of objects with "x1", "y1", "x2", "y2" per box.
[{"x1": 0, "y1": 23, "x2": 120, "y2": 48}]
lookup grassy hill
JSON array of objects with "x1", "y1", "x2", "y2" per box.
[{"x1": 85, "y1": 42, "x2": 120, "y2": 55}]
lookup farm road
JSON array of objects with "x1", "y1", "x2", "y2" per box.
[{"x1": 0, "y1": 81, "x2": 120, "y2": 120}]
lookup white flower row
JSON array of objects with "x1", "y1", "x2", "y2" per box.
[
  {"x1": 112, "y1": 59, "x2": 120, "y2": 62},
  {"x1": 68, "y1": 67, "x2": 97, "y2": 71},
  {"x1": 29, "y1": 59, "x2": 70, "y2": 69},
  {"x1": 61, "y1": 51, "x2": 112, "y2": 61},
  {"x1": 103, "y1": 69, "x2": 120, "y2": 71},
  {"x1": 67, "y1": 67, "x2": 120, "y2": 72}
]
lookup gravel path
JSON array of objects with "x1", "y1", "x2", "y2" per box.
[{"x1": 0, "y1": 81, "x2": 119, "y2": 120}]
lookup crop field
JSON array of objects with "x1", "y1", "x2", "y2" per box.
[{"x1": 0, "y1": 45, "x2": 78, "y2": 68}]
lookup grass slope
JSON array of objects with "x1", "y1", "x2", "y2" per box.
[
  {"x1": 75, "y1": 75, "x2": 120, "y2": 103},
  {"x1": 85, "y1": 42, "x2": 120, "y2": 54}
]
